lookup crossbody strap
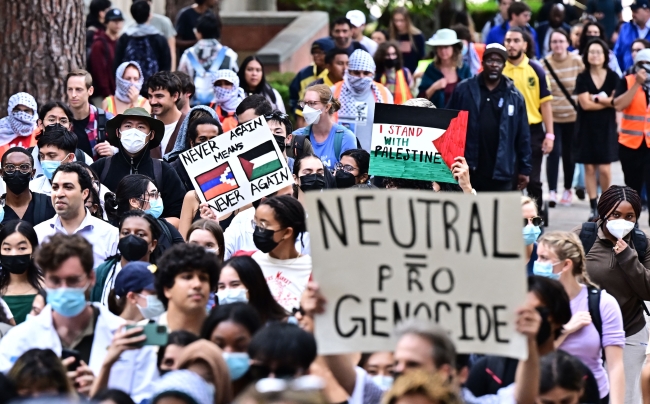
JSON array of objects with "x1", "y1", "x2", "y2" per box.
[{"x1": 543, "y1": 58, "x2": 578, "y2": 112}]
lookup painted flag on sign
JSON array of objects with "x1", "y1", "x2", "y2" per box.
[
  {"x1": 238, "y1": 140, "x2": 283, "y2": 181},
  {"x1": 195, "y1": 162, "x2": 239, "y2": 200}
]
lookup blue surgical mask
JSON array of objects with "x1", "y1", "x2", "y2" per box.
[
  {"x1": 0, "y1": 205, "x2": 5, "y2": 223},
  {"x1": 462, "y1": 43, "x2": 468, "y2": 56},
  {"x1": 222, "y1": 352, "x2": 250, "y2": 380},
  {"x1": 371, "y1": 375, "x2": 394, "y2": 391},
  {"x1": 145, "y1": 197, "x2": 164, "y2": 218},
  {"x1": 533, "y1": 261, "x2": 560, "y2": 280},
  {"x1": 137, "y1": 294, "x2": 166, "y2": 319},
  {"x1": 523, "y1": 224, "x2": 541, "y2": 246},
  {"x1": 41, "y1": 160, "x2": 61, "y2": 180},
  {"x1": 216, "y1": 288, "x2": 248, "y2": 305},
  {"x1": 46, "y1": 283, "x2": 89, "y2": 317}
]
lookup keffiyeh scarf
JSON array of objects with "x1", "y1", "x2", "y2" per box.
[
  {"x1": 338, "y1": 50, "x2": 383, "y2": 119},
  {"x1": 115, "y1": 61, "x2": 144, "y2": 103},
  {"x1": 212, "y1": 69, "x2": 246, "y2": 113},
  {"x1": 0, "y1": 92, "x2": 38, "y2": 147}
]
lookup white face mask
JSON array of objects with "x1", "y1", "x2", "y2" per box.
[
  {"x1": 216, "y1": 288, "x2": 248, "y2": 305},
  {"x1": 371, "y1": 375, "x2": 394, "y2": 391},
  {"x1": 137, "y1": 294, "x2": 166, "y2": 319},
  {"x1": 302, "y1": 105, "x2": 323, "y2": 126},
  {"x1": 120, "y1": 128, "x2": 150, "y2": 154},
  {"x1": 606, "y1": 219, "x2": 635, "y2": 240}
]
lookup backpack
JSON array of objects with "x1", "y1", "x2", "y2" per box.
[
  {"x1": 32, "y1": 192, "x2": 53, "y2": 225},
  {"x1": 186, "y1": 46, "x2": 230, "y2": 106},
  {"x1": 99, "y1": 155, "x2": 164, "y2": 194},
  {"x1": 579, "y1": 221, "x2": 650, "y2": 317},
  {"x1": 123, "y1": 36, "x2": 159, "y2": 87},
  {"x1": 291, "y1": 126, "x2": 353, "y2": 162},
  {"x1": 96, "y1": 108, "x2": 107, "y2": 143}
]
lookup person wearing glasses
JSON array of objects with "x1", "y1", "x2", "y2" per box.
[
  {"x1": 333, "y1": 148, "x2": 370, "y2": 188},
  {"x1": 625, "y1": 39, "x2": 650, "y2": 75},
  {"x1": 0, "y1": 148, "x2": 55, "y2": 227},
  {"x1": 522, "y1": 196, "x2": 543, "y2": 275},
  {"x1": 446, "y1": 43, "x2": 532, "y2": 193}
]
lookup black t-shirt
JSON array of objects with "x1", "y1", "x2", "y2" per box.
[
  {"x1": 72, "y1": 115, "x2": 92, "y2": 157},
  {"x1": 477, "y1": 74, "x2": 507, "y2": 176},
  {"x1": 2, "y1": 192, "x2": 56, "y2": 226},
  {"x1": 175, "y1": 7, "x2": 214, "y2": 40},
  {"x1": 336, "y1": 41, "x2": 369, "y2": 56}
]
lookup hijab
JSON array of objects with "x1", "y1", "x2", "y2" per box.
[
  {"x1": 115, "y1": 61, "x2": 144, "y2": 103},
  {"x1": 177, "y1": 340, "x2": 233, "y2": 404}
]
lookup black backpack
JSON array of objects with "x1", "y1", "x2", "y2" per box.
[
  {"x1": 99, "y1": 155, "x2": 164, "y2": 194},
  {"x1": 123, "y1": 36, "x2": 159, "y2": 87}
]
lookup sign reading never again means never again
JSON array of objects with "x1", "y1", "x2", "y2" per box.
[
  {"x1": 369, "y1": 104, "x2": 467, "y2": 184},
  {"x1": 305, "y1": 190, "x2": 528, "y2": 359},
  {"x1": 180, "y1": 117, "x2": 293, "y2": 215}
]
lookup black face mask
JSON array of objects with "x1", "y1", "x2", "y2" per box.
[
  {"x1": 335, "y1": 170, "x2": 356, "y2": 188},
  {"x1": 273, "y1": 135, "x2": 286, "y2": 153},
  {"x1": 118, "y1": 234, "x2": 150, "y2": 262},
  {"x1": 384, "y1": 58, "x2": 397, "y2": 68},
  {"x1": 299, "y1": 174, "x2": 326, "y2": 193},
  {"x1": 253, "y1": 227, "x2": 281, "y2": 253},
  {"x1": 1, "y1": 254, "x2": 31, "y2": 275},
  {"x1": 4, "y1": 171, "x2": 31, "y2": 195},
  {"x1": 535, "y1": 307, "x2": 552, "y2": 346}
]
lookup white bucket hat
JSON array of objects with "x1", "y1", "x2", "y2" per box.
[{"x1": 426, "y1": 28, "x2": 461, "y2": 47}]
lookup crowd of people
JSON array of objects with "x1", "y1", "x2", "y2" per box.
[{"x1": 2, "y1": 0, "x2": 650, "y2": 403}]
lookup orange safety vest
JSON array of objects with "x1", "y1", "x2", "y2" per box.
[
  {"x1": 619, "y1": 75, "x2": 650, "y2": 149},
  {"x1": 473, "y1": 43, "x2": 486, "y2": 73},
  {"x1": 210, "y1": 103, "x2": 238, "y2": 133},
  {"x1": 0, "y1": 129, "x2": 39, "y2": 161},
  {"x1": 380, "y1": 69, "x2": 413, "y2": 105},
  {"x1": 331, "y1": 81, "x2": 393, "y2": 121},
  {"x1": 104, "y1": 95, "x2": 147, "y2": 115}
]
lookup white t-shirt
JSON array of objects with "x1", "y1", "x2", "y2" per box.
[
  {"x1": 360, "y1": 36, "x2": 378, "y2": 56},
  {"x1": 251, "y1": 251, "x2": 312, "y2": 311},
  {"x1": 160, "y1": 121, "x2": 178, "y2": 155}
]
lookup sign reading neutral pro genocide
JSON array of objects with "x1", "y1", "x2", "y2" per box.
[
  {"x1": 305, "y1": 190, "x2": 528, "y2": 359},
  {"x1": 180, "y1": 117, "x2": 293, "y2": 215},
  {"x1": 369, "y1": 104, "x2": 467, "y2": 184}
]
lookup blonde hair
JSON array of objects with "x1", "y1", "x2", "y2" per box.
[
  {"x1": 389, "y1": 7, "x2": 422, "y2": 49},
  {"x1": 537, "y1": 231, "x2": 597, "y2": 287},
  {"x1": 305, "y1": 84, "x2": 341, "y2": 115},
  {"x1": 521, "y1": 195, "x2": 538, "y2": 214},
  {"x1": 383, "y1": 370, "x2": 462, "y2": 404}
]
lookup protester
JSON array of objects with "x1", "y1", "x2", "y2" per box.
[
  {"x1": 93, "y1": 389, "x2": 136, "y2": 404},
  {"x1": 29, "y1": 126, "x2": 79, "y2": 197},
  {"x1": 172, "y1": 116, "x2": 222, "y2": 192},
  {"x1": 333, "y1": 148, "x2": 370, "y2": 188},
  {"x1": 175, "y1": 71, "x2": 195, "y2": 115},
  {"x1": 586, "y1": 0, "x2": 623, "y2": 40},
  {"x1": 238, "y1": 56, "x2": 286, "y2": 113},
  {"x1": 102, "y1": 61, "x2": 150, "y2": 115},
  {"x1": 0, "y1": 220, "x2": 41, "y2": 324},
  {"x1": 293, "y1": 154, "x2": 330, "y2": 197},
  {"x1": 66, "y1": 70, "x2": 116, "y2": 159},
  {"x1": 573, "y1": 185, "x2": 649, "y2": 403},
  {"x1": 34, "y1": 163, "x2": 119, "y2": 267},
  {"x1": 522, "y1": 196, "x2": 542, "y2": 274},
  {"x1": 543, "y1": 28, "x2": 583, "y2": 207},
  {"x1": 127, "y1": 0, "x2": 178, "y2": 70},
  {"x1": 176, "y1": 339, "x2": 233, "y2": 404},
  {"x1": 90, "y1": 107, "x2": 185, "y2": 221},
  {"x1": 372, "y1": 29, "x2": 388, "y2": 45},
  {"x1": 419, "y1": 29, "x2": 471, "y2": 108},
  {"x1": 625, "y1": 39, "x2": 650, "y2": 75},
  {"x1": 451, "y1": 24, "x2": 485, "y2": 76},
  {"x1": 88, "y1": 8, "x2": 124, "y2": 101},
  {"x1": 480, "y1": 0, "x2": 511, "y2": 43},
  {"x1": 155, "y1": 243, "x2": 218, "y2": 334},
  {"x1": 158, "y1": 330, "x2": 200, "y2": 375},
  {"x1": 346, "y1": 10, "x2": 378, "y2": 55},
  {"x1": 175, "y1": 0, "x2": 217, "y2": 53},
  {"x1": 579, "y1": 21, "x2": 623, "y2": 76},
  {"x1": 330, "y1": 17, "x2": 368, "y2": 54},
  {"x1": 536, "y1": 231, "x2": 625, "y2": 403},
  {"x1": 292, "y1": 84, "x2": 356, "y2": 169},
  {"x1": 374, "y1": 41, "x2": 413, "y2": 104},
  {"x1": 200, "y1": 303, "x2": 261, "y2": 393},
  {"x1": 536, "y1": 350, "x2": 599, "y2": 404},
  {"x1": 178, "y1": 13, "x2": 239, "y2": 107},
  {"x1": 235, "y1": 94, "x2": 273, "y2": 125},
  {"x1": 0, "y1": 93, "x2": 39, "y2": 159},
  {"x1": 332, "y1": 49, "x2": 393, "y2": 151},
  {"x1": 613, "y1": 48, "x2": 650, "y2": 221},
  {"x1": 289, "y1": 39, "x2": 336, "y2": 126},
  {"x1": 187, "y1": 218, "x2": 225, "y2": 262},
  {"x1": 217, "y1": 256, "x2": 291, "y2": 325},
  {"x1": 8, "y1": 349, "x2": 75, "y2": 398},
  {"x1": 28, "y1": 289, "x2": 46, "y2": 318},
  {"x1": 446, "y1": 43, "x2": 531, "y2": 192},
  {"x1": 504, "y1": 27, "x2": 554, "y2": 214},
  {"x1": 168, "y1": 106, "x2": 220, "y2": 166},
  {"x1": 308, "y1": 48, "x2": 349, "y2": 90},
  {"x1": 150, "y1": 369, "x2": 214, "y2": 404},
  {"x1": 487, "y1": 2, "x2": 539, "y2": 57},
  {"x1": 383, "y1": 370, "x2": 461, "y2": 404},
  {"x1": 537, "y1": 4, "x2": 572, "y2": 57},
  {"x1": 574, "y1": 38, "x2": 619, "y2": 220},
  {"x1": 114, "y1": 1, "x2": 171, "y2": 89},
  {"x1": 358, "y1": 352, "x2": 395, "y2": 391},
  {"x1": 614, "y1": 0, "x2": 650, "y2": 71},
  {"x1": 265, "y1": 110, "x2": 293, "y2": 169},
  {"x1": 86, "y1": 0, "x2": 112, "y2": 56},
  {"x1": 389, "y1": 7, "x2": 425, "y2": 73},
  {"x1": 210, "y1": 69, "x2": 246, "y2": 132},
  {"x1": 146, "y1": 71, "x2": 186, "y2": 158},
  {"x1": 1, "y1": 147, "x2": 55, "y2": 226},
  {"x1": 0, "y1": 233, "x2": 158, "y2": 400}
]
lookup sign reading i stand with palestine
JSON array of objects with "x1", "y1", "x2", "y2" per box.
[
  {"x1": 179, "y1": 117, "x2": 293, "y2": 215},
  {"x1": 305, "y1": 190, "x2": 528, "y2": 359},
  {"x1": 369, "y1": 104, "x2": 468, "y2": 183}
]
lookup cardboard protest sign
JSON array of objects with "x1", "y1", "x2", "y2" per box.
[
  {"x1": 369, "y1": 104, "x2": 467, "y2": 183},
  {"x1": 305, "y1": 190, "x2": 528, "y2": 359},
  {"x1": 180, "y1": 117, "x2": 293, "y2": 215}
]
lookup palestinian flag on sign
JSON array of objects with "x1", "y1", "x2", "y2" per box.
[{"x1": 238, "y1": 140, "x2": 283, "y2": 181}]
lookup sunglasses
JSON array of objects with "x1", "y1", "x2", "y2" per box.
[
  {"x1": 250, "y1": 364, "x2": 300, "y2": 380},
  {"x1": 524, "y1": 217, "x2": 544, "y2": 227}
]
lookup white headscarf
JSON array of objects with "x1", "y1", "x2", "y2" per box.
[
  {"x1": 339, "y1": 50, "x2": 383, "y2": 118},
  {"x1": 0, "y1": 92, "x2": 38, "y2": 147},
  {"x1": 115, "y1": 61, "x2": 144, "y2": 103},
  {"x1": 151, "y1": 370, "x2": 214, "y2": 404},
  {"x1": 212, "y1": 69, "x2": 246, "y2": 113}
]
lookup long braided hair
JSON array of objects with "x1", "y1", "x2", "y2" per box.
[{"x1": 596, "y1": 186, "x2": 642, "y2": 223}]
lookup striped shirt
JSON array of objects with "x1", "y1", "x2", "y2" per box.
[{"x1": 542, "y1": 53, "x2": 584, "y2": 123}]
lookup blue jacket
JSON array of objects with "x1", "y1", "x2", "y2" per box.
[
  {"x1": 418, "y1": 63, "x2": 472, "y2": 108},
  {"x1": 614, "y1": 22, "x2": 650, "y2": 72},
  {"x1": 486, "y1": 22, "x2": 540, "y2": 58},
  {"x1": 445, "y1": 75, "x2": 532, "y2": 181}
]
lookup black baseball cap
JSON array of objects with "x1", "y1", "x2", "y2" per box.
[
  {"x1": 105, "y1": 8, "x2": 124, "y2": 22},
  {"x1": 632, "y1": 0, "x2": 649, "y2": 11}
]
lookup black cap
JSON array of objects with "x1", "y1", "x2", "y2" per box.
[
  {"x1": 632, "y1": 0, "x2": 650, "y2": 11},
  {"x1": 105, "y1": 8, "x2": 124, "y2": 22}
]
